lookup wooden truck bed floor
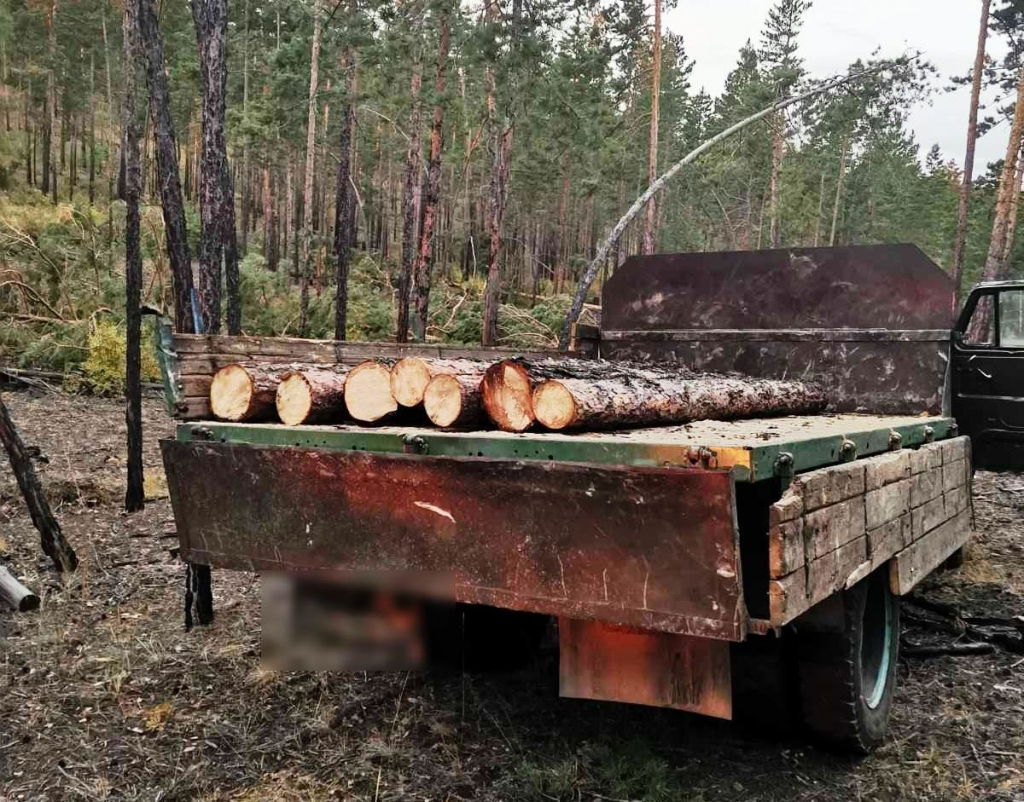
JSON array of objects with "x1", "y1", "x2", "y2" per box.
[{"x1": 177, "y1": 413, "x2": 957, "y2": 483}]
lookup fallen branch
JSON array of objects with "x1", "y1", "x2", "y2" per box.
[
  {"x1": 901, "y1": 641, "x2": 994, "y2": 658},
  {"x1": 559, "y1": 57, "x2": 913, "y2": 348}
]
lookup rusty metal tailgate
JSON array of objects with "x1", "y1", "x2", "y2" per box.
[{"x1": 161, "y1": 440, "x2": 746, "y2": 640}]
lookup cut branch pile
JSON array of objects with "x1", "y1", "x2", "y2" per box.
[{"x1": 207, "y1": 356, "x2": 827, "y2": 433}]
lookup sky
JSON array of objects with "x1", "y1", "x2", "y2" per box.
[{"x1": 667, "y1": 0, "x2": 1007, "y2": 177}]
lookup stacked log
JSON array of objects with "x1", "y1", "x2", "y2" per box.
[
  {"x1": 276, "y1": 368, "x2": 349, "y2": 426},
  {"x1": 209, "y1": 355, "x2": 827, "y2": 433},
  {"x1": 210, "y1": 363, "x2": 288, "y2": 422},
  {"x1": 484, "y1": 358, "x2": 827, "y2": 433},
  {"x1": 344, "y1": 361, "x2": 399, "y2": 423}
]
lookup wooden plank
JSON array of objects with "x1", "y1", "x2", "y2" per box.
[
  {"x1": 769, "y1": 570, "x2": 808, "y2": 625},
  {"x1": 162, "y1": 441, "x2": 745, "y2": 639},
  {"x1": 175, "y1": 397, "x2": 211, "y2": 420},
  {"x1": 179, "y1": 375, "x2": 212, "y2": 398},
  {"x1": 769, "y1": 519, "x2": 804, "y2": 578},
  {"x1": 891, "y1": 509, "x2": 971, "y2": 595},
  {"x1": 803, "y1": 496, "x2": 866, "y2": 560},
  {"x1": 559, "y1": 618, "x2": 732, "y2": 720}
]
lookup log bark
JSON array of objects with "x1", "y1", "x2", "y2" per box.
[
  {"x1": 532, "y1": 372, "x2": 826, "y2": 431},
  {"x1": 0, "y1": 565, "x2": 40, "y2": 612},
  {"x1": 390, "y1": 357, "x2": 488, "y2": 408},
  {"x1": 344, "y1": 361, "x2": 398, "y2": 422},
  {"x1": 423, "y1": 372, "x2": 484, "y2": 428},
  {"x1": 276, "y1": 368, "x2": 349, "y2": 426},
  {"x1": 210, "y1": 364, "x2": 287, "y2": 422},
  {"x1": 0, "y1": 394, "x2": 78, "y2": 572}
]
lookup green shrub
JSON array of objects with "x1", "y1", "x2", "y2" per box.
[{"x1": 81, "y1": 321, "x2": 160, "y2": 396}]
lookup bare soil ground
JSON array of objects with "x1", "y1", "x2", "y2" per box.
[{"x1": 1, "y1": 388, "x2": 1022, "y2": 802}]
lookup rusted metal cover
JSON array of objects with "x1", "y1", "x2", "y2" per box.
[
  {"x1": 559, "y1": 619, "x2": 733, "y2": 719},
  {"x1": 162, "y1": 440, "x2": 745, "y2": 640},
  {"x1": 601, "y1": 245, "x2": 954, "y2": 414}
]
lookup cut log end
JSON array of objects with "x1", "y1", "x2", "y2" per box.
[
  {"x1": 532, "y1": 381, "x2": 577, "y2": 431},
  {"x1": 481, "y1": 361, "x2": 534, "y2": 432},
  {"x1": 424, "y1": 374, "x2": 463, "y2": 427},
  {"x1": 210, "y1": 364, "x2": 256, "y2": 421},
  {"x1": 345, "y1": 363, "x2": 398, "y2": 422},
  {"x1": 391, "y1": 357, "x2": 434, "y2": 407},
  {"x1": 276, "y1": 372, "x2": 314, "y2": 426}
]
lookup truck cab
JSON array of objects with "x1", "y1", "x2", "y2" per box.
[{"x1": 952, "y1": 281, "x2": 1024, "y2": 470}]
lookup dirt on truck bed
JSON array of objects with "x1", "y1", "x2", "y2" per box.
[{"x1": 1, "y1": 389, "x2": 1023, "y2": 802}]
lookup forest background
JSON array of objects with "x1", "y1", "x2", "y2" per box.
[{"x1": 0, "y1": 0, "x2": 1022, "y2": 388}]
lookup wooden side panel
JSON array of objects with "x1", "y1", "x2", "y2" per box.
[
  {"x1": 162, "y1": 440, "x2": 746, "y2": 640},
  {"x1": 890, "y1": 510, "x2": 971, "y2": 595},
  {"x1": 768, "y1": 437, "x2": 973, "y2": 625},
  {"x1": 559, "y1": 618, "x2": 732, "y2": 720}
]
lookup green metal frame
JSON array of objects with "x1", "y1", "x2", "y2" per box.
[{"x1": 175, "y1": 415, "x2": 958, "y2": 483}]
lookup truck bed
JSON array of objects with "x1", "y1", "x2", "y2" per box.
[{"x1": 177, "y1": 412, "x2": 958, "y2": 483}]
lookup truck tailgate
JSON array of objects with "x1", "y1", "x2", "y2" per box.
[{"x1": 161, "y1": 440, "x2": 746, "y2": 640}]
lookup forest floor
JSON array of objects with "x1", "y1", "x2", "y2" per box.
[{"x1": 1, "y1": 388, "x2": 1023, "y2": 802}]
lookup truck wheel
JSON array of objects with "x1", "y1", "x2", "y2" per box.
[{"x1": 795, "y1": 568, "x2": 900, "y2": 754}]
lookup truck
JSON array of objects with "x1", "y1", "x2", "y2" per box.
[{"x1": 155, "y1": 244, "x2": 1024, "y2": 754}]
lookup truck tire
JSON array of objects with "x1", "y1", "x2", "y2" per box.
[{"x1": 795, "y1": 568, "x2": 900, "y2": 754}]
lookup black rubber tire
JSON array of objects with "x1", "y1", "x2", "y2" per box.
[{"x1": 794, "y1": 568, "x2": 900, "y2": 754}]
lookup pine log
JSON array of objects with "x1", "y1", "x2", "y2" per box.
[
  {"x1": 423, "y1": 372, "x2": 485, "y2": 427},
  {"x1": 210, "y1": 363, "x2": 286, "y2": 422},
  {"x1": 344, "y1": 361, "x2": 398, "y2": 422},
  {"x1": 480, "y1": 360, "x2": 535, "y2": 432},
  {"x1": 390, "y1": 357, "x2": 490, "y2": 407},
  {"x1": 276, "y1": 367, "x2": 350, "y2": 426},
  {"x1": 0, "y1": 565, "x2": 41, "y2": 612},
  {"x1": 532, "y1": 372, "x2": 826, "y2": 431}
]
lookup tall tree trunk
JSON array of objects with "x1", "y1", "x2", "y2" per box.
[
  {"x1": 89, "y1": 54, "x2": 96, "y2": 204},
  {"x1": 46, "y1": 0, "x2": 57, "y2": 204},
  {"x1": 642, "y1": 0, "x2": 661, "y2": 255},
  {"x1": 122, "y1": 0, "x2": 145, "y2": 512},
  {"x1": 239, "y1": 0, "x2": 250, "y2": 257},
  {"x1": 298, "y1": 0, "x2": 323, "y2": 337},
  {"x1": 952, "y1": 0, "x2": 991, "y2": 305},
  {"x1": 829, "y1": 135, "x2": 849, "y2": 247},
  {"x1": 396, "y1": 0, "x2": 425, "y2": 343},
  {"x1": 264, "y1": 162, "x2": 277, "y2": 270},
  {"x1": 191, "y1": 0, "x2": 235, "y2": 334},
  {"x1": 410, "y1": 0, "x2": 452, "y2": 341},
  {"x1": 813, "y1": 171, "x2": 824, "y2": 247},
  {"x1": 138, "y1": 0, "x2": 196, "y2": 333},
  {"x1": 334, "y1": 45, "x2": 357, "y2": 341},
  {"x1": 102, "y1": 14, "x2": 116, "y2": 245},
  {"x1": 1001, "y1": 147, "x2": 1024, "y2": 264},
  {"x1": 982, "y1": 64, "x2": 1024, "y2": 283},
  {"x1": 481, "y1": 121, "x2": 513, "y2": 346}
]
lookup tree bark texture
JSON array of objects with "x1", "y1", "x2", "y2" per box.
[
  {"x1": 410, "y1": 1, "x2": 452, "y2": 341},
  {"x1": 299, "y1": 0, "x2": 323, "y2": 337},
  {"x1": 138, "y1": 0, "x2": 196, "y2": 333},
  {"x1": 334, "y1": 45, "x2": 357, "y2": 341},
  {"x1": 481, "y1": 122, "x2": 513, "y2": 346},
  {"x1": 0, "y1": 394, "x2": 78, "y2": 572},
  {"x1": 952, "y1": 0, "x2": 991, "y2": 307},
  {"x1": 397, "y1": 0, "x2": 426, "y2": 343},
  {"x1": 123, "y1": 0, "x2": 145, "y2": 512},
  {"x1": 191, "y1": 0, "x2": 232, "y2": 334},
  {"x1": 982, "y1": 63, "x2": 1024, "y2": 284}
]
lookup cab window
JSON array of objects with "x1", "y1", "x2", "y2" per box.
[{"x1": 1000, "y1": 290, "x2": 1024, "y2": 348}]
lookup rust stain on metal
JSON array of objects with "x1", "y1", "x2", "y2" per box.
[{"x1": 161, "y1": 440, "x2": 746, "y2": 640}]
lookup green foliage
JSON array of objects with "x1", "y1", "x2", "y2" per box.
[{"x1": 80, "y1": 321, "x2": 160, "y2": 396}]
